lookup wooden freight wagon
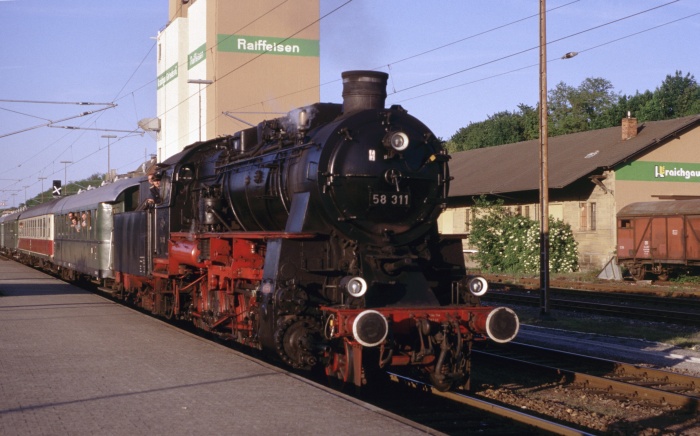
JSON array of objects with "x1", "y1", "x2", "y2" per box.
[{"x1": 617, "y1": 199, "x2": 700, "y2": 280}]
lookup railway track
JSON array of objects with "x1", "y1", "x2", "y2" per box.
[
  {"x1": 546, "y1": 288, "x2": 700, "y2": 310},
  {"x1": 482, "y1": 289, "x2": 700, "y2": 326},
  {"x1": 359, "y1": 341, "x2": 699, "y2": 435},
  {"x1": 377, "y1": 372, "x2": 592, "y2": 435},
  {"x1": 475, "y1": 342, "x2": 700, "y2": 412}
]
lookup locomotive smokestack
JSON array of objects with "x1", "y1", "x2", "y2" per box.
[{"x1": 341, "y1": 70, "x2": 388, "y2": 113}]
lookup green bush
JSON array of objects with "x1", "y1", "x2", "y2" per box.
[{"x1": 468, "y1": 197, "x2": 578, "y2": 274}]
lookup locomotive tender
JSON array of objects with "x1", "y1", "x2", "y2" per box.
[{"x1": 1, "y1": 71, "x2": 518, "y2": 390}]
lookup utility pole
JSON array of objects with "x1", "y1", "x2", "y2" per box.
[
  {"x1": 539, "y1": 0, "x2": 551, "y2": 318},
  {"x1": 38, "y1": 177, "x2": 47, "y2": 203},
  {"x1": 102, "y1": 135, "x2": 117, "y2": 181},
  {"x1": 188, "y1": 79, "x2": 213, "y2": 142},
  {"x1": 60, "y1": 161, "x2": 72, "y2": 195}
]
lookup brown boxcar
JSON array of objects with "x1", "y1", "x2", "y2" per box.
[{"x1": 617, "y1": 199, "x2": 700, "y2": 280}]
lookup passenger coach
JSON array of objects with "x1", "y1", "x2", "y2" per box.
[
  {"x1": 52, "y1": 178, "x2": 140, "y2": 281},
  {"x1": 0, "y1": 210, "x2": 21, "y2": 255},
  {"x1": 0, "y1": 178, "x2": 141, "y2": 282}
]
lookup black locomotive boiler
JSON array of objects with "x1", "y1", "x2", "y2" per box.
[{"x1": 5, "y1": 71, "x2": 519, "y2": 391}]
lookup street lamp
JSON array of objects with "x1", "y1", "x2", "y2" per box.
[
  {"x1": 187, "y1": 79, "x2": 213, "y2": 142},
  {"x1": 102, "y1": 135, "x2": 117, "y2": 181},
  {"x1": 60, "y1": 161, "x2": 72, "y2": 194}
]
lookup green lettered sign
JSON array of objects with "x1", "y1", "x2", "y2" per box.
[
  {"x1": 157, "y1": 63, "x2": 178, "y2": 89},
  {"x1": 218, "y1": 34, "x2": 319, "y2": 57},
  {"x1": 616, "y1": 161, "x2": 700, "y2": 182},
  {"x1": 188, "y1": 43, "x2": 206, "y2": 70}
]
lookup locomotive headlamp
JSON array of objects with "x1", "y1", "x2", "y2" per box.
[
  {"x1": 340, "y1": 276, "x2": 368, "y2": 298},
  {"x1": 386, "y1": 131, "x2": 410, "y2": 152},
  {"x1": 467, "y1": 276, "x2": 489, "y2": 297},
  {"x1": 352, "y1": 309, "x2": 389, "y2": 347}
]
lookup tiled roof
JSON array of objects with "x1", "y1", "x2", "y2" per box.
[{"x1": 448, "y1": 115, "x2": 700, "y2": 197}]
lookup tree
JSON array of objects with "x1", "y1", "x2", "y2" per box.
[
  {"x1": 447, "y1": 104, "x2": 537, "y2": 152},
  {"x1": 598, "y1": 90, "x2": 655, "y2": 127},
  {"x1": 21, "y1": 173, "x2": 106, "y2": 208},
  {"x1": 548, "y1": 77, "x2": 619, "y2": 135},
  {"x1": 651, "y1": 70, "x2": 700, "y2": 119},
  {"x1": 447, "y1": 71, "x2": 700, "y2": 151}
]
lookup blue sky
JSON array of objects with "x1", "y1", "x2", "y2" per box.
[{"x1": 1, "y1": 0, "x2": 699, "y2": 206}]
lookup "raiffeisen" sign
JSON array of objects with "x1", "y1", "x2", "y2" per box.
[{"x1": 217, "y1": 34, "x2": 319, "y2": 57}]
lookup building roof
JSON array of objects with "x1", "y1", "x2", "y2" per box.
[
  {"x1": 618, "y1": 198, "x2": 700, "y2": 217},
  {"x1": 448, "y1": 114, "x2": 700, "y2": 198}
]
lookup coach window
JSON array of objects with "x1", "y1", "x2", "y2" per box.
[{"x1": 79, "y1": 211, "x2": 90, "y2": 237}]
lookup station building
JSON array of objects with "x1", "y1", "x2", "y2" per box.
[
  {"x1": 439, "y1": 114, "x2": 700, "y2": 272},
  {"x1": 154, "y1": 0, "x2": 320, "y2": 161}
]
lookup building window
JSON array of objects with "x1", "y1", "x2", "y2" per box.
[{"x1": 579, "y1": 202, "x2": 596, "y2": 231}]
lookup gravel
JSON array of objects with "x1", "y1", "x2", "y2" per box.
[{"x1": 472, "y1": 318, "x2": 700, "y2": 434}]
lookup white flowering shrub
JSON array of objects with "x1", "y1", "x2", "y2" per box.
[{"x1": 468, "y1": 197, "x2": 578, "y2": 274}]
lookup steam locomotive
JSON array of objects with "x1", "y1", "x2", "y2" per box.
[{"x1": 0, "y1": 71, "x2": 518, "y2": 391}]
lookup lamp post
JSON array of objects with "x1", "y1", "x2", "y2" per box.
[
  {"x1": 60, "y1": 160, "x2": 72, "y2": 194},
  {"x1": 187, "y1": 79, "x2": 213, "y2": 142},
  {"x1": 102, "y1": 135, "x2": 117, "y2": 181},
  {"x1": 38, "y1": 177, "x2": 47, "y2": 203}
]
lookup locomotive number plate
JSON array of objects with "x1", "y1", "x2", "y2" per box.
[{"x1": 370, "y1": 191, "x2": 411, "y2": 207}]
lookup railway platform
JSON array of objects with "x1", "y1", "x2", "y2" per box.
[{"x1": 0, "y1": 259, "x2": 434, "y2": 436}]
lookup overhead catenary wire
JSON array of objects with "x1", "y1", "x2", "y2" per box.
[
  {"x1": 0, "y1": 1, "x2": 307, "y2": 199},
  {"x1": 392, "y1": 0, "x2": 682, "y2": 95},
  {"x1": 394, "y1": 11, "x2": 700, "y2": 104},
  {"x1": 218, "y1": 0, "x2": 680, "y2": 118},
  {"x1": 368, "y1": 0, "x2": 582, "y2": 71},
  {"x1": 0, "y1": 105, "x2": 116, "y2": 139},
  {"x1": 158, "y1": 0, "x2": 354, "y2": 153},
  {"x1": 1, "y1": 0, "x2": 692, "y2": 204}
]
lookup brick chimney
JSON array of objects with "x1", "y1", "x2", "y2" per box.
[{"x1": 621, "y1": 113, "x2": 638, "y2": 140}]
